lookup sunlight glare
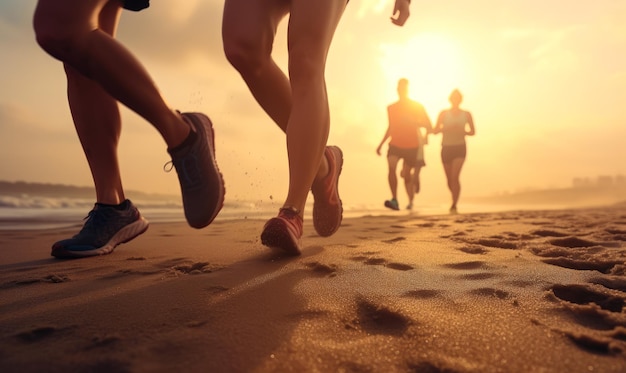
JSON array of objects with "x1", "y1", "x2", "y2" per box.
[{"x1": 378, "y1": 33, "x2": 467, "y2": 116}]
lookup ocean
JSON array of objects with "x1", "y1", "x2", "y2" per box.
[{"x1": 0, "y1": 194, "x2": 564, "y2": 231}]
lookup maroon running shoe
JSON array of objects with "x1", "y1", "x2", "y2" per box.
[
  {"x1": 311, "y1": 146, "x2": 343, "y2": 237},
  {"x1": 261, "y1": 207, "x2": 303, "y2": 255}
]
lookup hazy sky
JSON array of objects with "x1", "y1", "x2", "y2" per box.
[{"x1": 1, "y1": 0, "x2": 625, "y2": 209}]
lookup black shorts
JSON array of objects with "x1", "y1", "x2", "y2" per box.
[
  {"x1": 388, "y1": 145, "x2": 418, "y2": 168},
  {"x1": 441, "y1": 144, "x2": 467, "y2": 164},
  {"x1": 123, "y1": 0, "x2": 150, "y2": 11}
]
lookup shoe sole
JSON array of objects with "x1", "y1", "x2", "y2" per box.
[
  {"x1": 51, "y1": 218, "x2": 149, "y2": 259},
  {"x1": 180, "y1": 113, "x2": 225, "y2": 228},
  {"x1": 312, "y1": 146, "x2": 343, "y2": 237},
  {"x1": 384, "y1": 201, "x2": 399, "y2": 211},
  {"x1": 261, "y1": 219, "x2": 302, "y2": 255}
]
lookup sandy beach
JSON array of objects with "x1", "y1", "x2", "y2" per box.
[{"x1": 1, "y1": 205, "x2": 625, "y2": 372}]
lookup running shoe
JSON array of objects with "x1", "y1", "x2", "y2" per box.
[
  {"x1": 51, "y1": 200, "x2": 149, "y2": 259},
  {"x1": 406, "y1": 203, "x2": 413, "y2": 210},
  {"x1": 311, "y1": 146, "x2": 343, "y2": 237},
  {"x1": 261, "y1": 207, "x2": 303, "y2": 255},
  {"x1": 384, "y1": 198, "x2": 399, "y2": 211},
  {"x1": 167, "y1": 112, "x2": 225, "y2": 228}
]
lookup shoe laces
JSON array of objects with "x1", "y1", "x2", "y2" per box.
[
  {"x1": 278, "y1": 206, "x2": 303, "y2": 233},
  {"x1": 164, "y1": 154, "x2": 202, "y2": 190},
  {"x1": 75, "y1": 206, "x2": 106, "y2": 236}
]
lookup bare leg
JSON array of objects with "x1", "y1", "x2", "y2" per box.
[
  {"x1": 222, "y1": 0, "x2": 292, "y2": 130},
  {"x1": 387, "y1": 156, "x2": 400, "y2": 201},
  {"x1": 444, "y1": 157, "x2": 465, "y2": 209},
  {"x1": 222, "y1": 0, "x2": 343, "y2": 202},
  {"x1": 401, "y1": 163, "x2": 415, "y2": 207},
  {"x1": 64, "y1": 1, "x2": 124, "y2": 205},
  {"x1": 283, "y1": 0, "x2": 345, "y2": 213},
  {"x1": 414, "y1": 165, "x2": 423, "y2": 194},
  {"x1": 33, "y1": 0, "x2": 190, "y2": 149}
]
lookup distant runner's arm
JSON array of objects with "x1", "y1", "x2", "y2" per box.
[
  {"x1": 432, "y1": 111, "x2": 445, "y2": 134},
  {"x1": 419, "y1": 107, "x2": 433, "y2": 132},
  {"x1": 465, "y1": 111, "x2": 476, "y2": 136},
  {"x1": 376, "y1": 128, "x2": 391, "y2": 156},
  {"x1": 390, "y1": 0, "x2": 411, "y2": 26}
]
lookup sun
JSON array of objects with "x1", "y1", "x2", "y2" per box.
[{"x1": 378, "y1": 33, "x2": 468, "y2": 115}]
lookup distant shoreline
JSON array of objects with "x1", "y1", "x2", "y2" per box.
[
  {"x1": 0, "y1": 180, "x2": 178, "y2": 202},
  {"x1": 2, "y1": 180, "x2": 624, "y2": 210},
  {"x1": 466, "y1": 184, "x2": 626, "y2": 208}
]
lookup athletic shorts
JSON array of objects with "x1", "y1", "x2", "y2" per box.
[
  {"x1": 441, "y1": 144, "x2": 466, "y2": 164},
  {"x1": 123, "y1": 0, "x2": 150, "y2": 11},
  {"x1": 388, "y1": 145, "x2": 418, "y2": 168}
]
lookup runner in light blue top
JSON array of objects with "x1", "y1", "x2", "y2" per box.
[{"x1": 432, "y1": 89, "x2": 475, "y2": 214}]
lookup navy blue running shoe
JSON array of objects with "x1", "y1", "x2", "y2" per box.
[{"x1": 51, "y1": 199, "x2": 149, "y2": 259}]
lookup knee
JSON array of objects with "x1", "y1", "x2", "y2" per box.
[
  {"x1": 288, "y1": 48, "x2": 324, "y2": 86},
  {"x1": 448, "y1": 178, "x2": 460, "y2": 190},
  {"x1": 33, "y1": 16, "x2": 79, "y2": 61},
  {"x1": 223, "y1": 33, "x2": 271, "y2": 77}
]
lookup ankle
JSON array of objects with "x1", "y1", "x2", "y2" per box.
[
  {"x1": 96, "y1": 199, "x2": 129, "y2": 210},
  {"x1": 168, "y1": 127, "x2": 197, "y2": 153},
  {"x1": 280, "y1": 205, "x2": 303, "y2": 218},
  {"x1": 166, "y1": 111, "x2": 192, "y2": 149},
  {"x1": 315, "y1": 154, "x2": 330, "y2": 181}
]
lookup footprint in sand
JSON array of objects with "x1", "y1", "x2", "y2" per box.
[
  {"x1": 171, "y1": 262, "x2": 216, "y2": 275},
  {"x1": 532, "y1": 229, "x2": 570, "y2": 238},
  {"x1": 589, "y1": 276, "x2": 626, "y2": 293},
  {"x1": 3, "y1": 274, "x2": 70, "y2": 288},
  {"x1": 551, "y1": 284, "x2": 624, "y2": 313},
  {"x1": 549, "y1": 237, "x2": 599, "y2": 248},
  {"x1": 470, "y1": 287, "x2": 510, "y2": 299},
  {"x1": 149, "y1": 258, "x2": 222, "y2": 275},
  {"x1": 85, "y1": 335, "x2": 122, "y2": 350},
  {"x1": 14, "y1": 326, "x2": 64, "y2": 343},
  {"x1": 385, "y1": 262, "x2": 414, "y2": 271},
  {"x1": 531, "y1": 239, "x2": 625, "y2": 274},
  {"x1": 475, "y1": 238, "x2": 519, "y2": 250},
  {"x1": 548, "y1": 283, "x2": 626, "y2": 355},
  {"x1": 414, "y1": 222, "x2": 435, "y2": 228},
  {"x1": 305, "y1": 261, "x2": 338, "y2": 277},
  {"x1": 442, "y1": 261, "x2": 487, "y2": 270},
  {"x1": 403, "y1": 289, "x2": 442, "y2": 299},
  {"x1": 345, "y1": 298, "x2": 412, "y2": 336},
  {"x1": 461, "y1": 272, "x2": 498, "y2": 281},
  {"x1": 458, "y1": 245, "x2": 489, "y2": 255},
  {"x1": 126, "y1": 256, "x2": 147, "y2": 261},
  {"x1": 349, "y1": 254, "x2": 414, "y2": 271},
  {"x1": 451, "y1": 236, "x2": 519, "y2": 250},
  {"x1": 443, "y1": 261, "x2": 505, "y2": 288},
  {"x1": 601, "y1": 228, "x2": 626, "y2": 242},
  {"x1": 381, "y1": 237, "x2": 406, "y2": 244},
  {"x1": 389, "y1": 225, "x2": 406, "y2": 229},
  {"x1": 204, "y1": 285, "x2": 229, "y2": 294}
]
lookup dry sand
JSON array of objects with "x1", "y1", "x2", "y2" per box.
[{"x1": 1, "y1": 205, "x2": 625, "y2": 372}]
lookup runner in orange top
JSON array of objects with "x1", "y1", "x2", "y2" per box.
[{"x1": 376, "y1": 78, "x2": 432, "y2": 210}]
